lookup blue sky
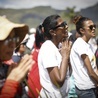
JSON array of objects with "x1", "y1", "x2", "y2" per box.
[{"x1": 0, "y1": 0, "x2": 98, "y2": 11}]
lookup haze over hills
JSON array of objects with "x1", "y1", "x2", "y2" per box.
[
  {"x1": 0, "y1": 3, "x2": 98, "y2": 30},
  {"x1": 0, "y1": 0, "x2": 97, "y2": 11},
  {"x1": 0, "y1": 6, "x2": 64, "y2": 28},
  {"x1": 80, "y1": 3, "x2": 98, "y2": 23}
]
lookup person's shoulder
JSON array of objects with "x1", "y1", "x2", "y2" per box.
[
  {"x1": 41, "y1": 40, "x2": 51, "y2": 47},
  {"x1": 76, "y1": 37, "x2": 85, "y2": 44},
  {"x1": 73, "y1": 37, "x2": 80, "y2": 44},
  {"x1": 72, "y1": 38, "x2": 83, "y2": 49}
]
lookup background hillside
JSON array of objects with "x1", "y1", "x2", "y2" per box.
[
  {"x1": 80, "y1": 3, "x2": 98, "y2": 35},
  {"x1": 0, "y1": 6, "x2": 63, "y2": 28},
  {"x1": 0, "y1": 3, "x2": 98, "y2": 35},
  {"x1": 80, "y1": 3, "x2": 98, "y2": 23}
]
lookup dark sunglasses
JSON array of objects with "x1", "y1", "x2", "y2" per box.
[
  {"x1": 89, "y1": 24, "x2": 96, "y2": 30},
  {"x1": 52, "y1": 21, "x2": 67, "y2": 30}
]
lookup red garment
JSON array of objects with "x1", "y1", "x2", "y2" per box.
[
  {"x1": 3, "y1": 59, "x2": 14, "y2": 65},
  {"x1": 28, "y1": 48, "x2": 41, "y2": 98},
  {"x1": 0, "y1": 80, "x2": 19, "y2": 98}
]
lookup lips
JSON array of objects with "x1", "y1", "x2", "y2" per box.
[{"x1": 92, "y1": 32, "x2": 95, "y2": 34}]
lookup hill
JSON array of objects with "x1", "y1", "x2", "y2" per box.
[
  {"x1": 0, "y1": 6, "x2": 63, "y2": 28},
  {"x1": 0, "y1": 3, "x2": 98, "y2": 33},
  {"x1": 80, "y1": 3, "x2": 98, "y2": 35},
  {"x1": 80, "y1": 3, "x2": 98, "y2": 23}
]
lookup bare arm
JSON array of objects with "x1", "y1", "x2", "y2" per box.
[
  {"x1": 81, "y1": 54, "x2": 98, "y2": 85},
  {"x1": 47, "y1": 40, "x2": 72, "y2": 87}
]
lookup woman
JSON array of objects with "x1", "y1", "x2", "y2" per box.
[
  {"x1": 70, "y1": 15, "x2": 98, "y2": 98},
  {"x1": 0, "y1": 16, "x2": 33, "y2": 98},
  {"x1": 37, "y1": 14, "x2": 72, "y2": 98}
]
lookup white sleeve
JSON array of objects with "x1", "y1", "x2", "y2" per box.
[
  {"x1": 42, "y1": 44, "x2": 59, "y2": 68},
  {"x1": 75, "y1": 40, "x2": 88, "y2": 56}
]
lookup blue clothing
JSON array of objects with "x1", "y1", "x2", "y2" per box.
[
  {"x1": 68, "y1": 76, "x2": 78, "y2": 98},
  {"x1": 12, "y1": 55, "x2": 22, "y2": 63},
  {"x1": 75, "y1": 86, "x2": 96, "y2": 98}
]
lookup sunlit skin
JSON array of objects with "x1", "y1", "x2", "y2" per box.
[
  {"x1": 50, "y1": 17, "x2": 69, "y2": 48},
  {"x1": 79, "y1": 20, "x2": 98, "y2": 86},
  {"x1": 47, "y1": 17, "x2": 72, "y2": 87},
  {"x1": 19, "y1": 44, "x2": 26, "y2": 55},
  {"x1": 81, "y1": 20, "x2": 96, "y2": 42}
]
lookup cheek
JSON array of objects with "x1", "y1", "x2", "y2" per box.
[
  {"x1": 0, "y1": 48, "x2": 7, "y2": 60},
  {"x1": 0, "y1": 46, "x2": 12, "y2": 61},
  {"x1": 57, "y1": 30, "x2": 64, "y2": 37},
  {"x1": 56, "y1": 34, "x2": 63, "y2": 42}
]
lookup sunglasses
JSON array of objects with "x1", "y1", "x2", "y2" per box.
[
  {"x1": 88, "y1": 24, "x2": 96, "y2": 30},
  {"x1": 52, "y1": 21, "x2": 67, "y2": 30}
]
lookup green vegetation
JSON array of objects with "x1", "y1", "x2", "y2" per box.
[{"x1": 0, "y1": 3, "x2": 98, "y2": 34}]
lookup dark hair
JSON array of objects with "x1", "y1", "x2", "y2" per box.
[
  {"x1": 35, "y1": 25, "x2": 45, "y2": 49},
  {"x1": 96, "y1": 38, "x2": 98, "y2": 45},
  {"x1": 73, "y1": 15, "x2": 91, "y2": 35},
  {"x1": 37, "y1": 14, "x2": 60, "y2": 40},
  {"x1": 15, "y1": 45, "x2": 20, "y2": 53},
  {"x1": 15, "y1": 41, "x2": 27, "y2": 53}
]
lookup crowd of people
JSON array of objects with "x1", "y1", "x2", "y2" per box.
[{"x1": 0, "y1": 14, "x2": 98, "y2": 98}]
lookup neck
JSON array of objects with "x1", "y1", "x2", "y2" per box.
[
  {"x1": 82, "y1": 36, "x2": 90, "y2": 43},
  {"x1": 51, "y1": 39, "x2": 59, "y2": 48}
]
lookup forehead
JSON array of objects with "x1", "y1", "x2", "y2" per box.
[
  {"x1": 84, "y1": 20, "x2": 94, "y2": 26},
  {"x1": 57, "y1": 17, "x2": 64, "y2": 25}
]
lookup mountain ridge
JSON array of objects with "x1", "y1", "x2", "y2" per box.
[{"x1": 0, "y1": 3, "x2": 98, "y2": 29}]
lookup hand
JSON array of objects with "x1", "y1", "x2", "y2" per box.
[
  {"x1": 7, "y1": 54, "x2": 34, "y2": 83},
  {"x1": 96, "y1": 69, "x2": 98, "y2": 76},
  {"x1": 60, "y1": 40, "x2": 72, "y2": 59}
]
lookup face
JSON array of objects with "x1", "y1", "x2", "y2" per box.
[
  {"x1": 19, "y1": 44, "x2": 26, "y2": 54},
  {"x1": 52, "y1": 18, "x2": 68, "y2": 43},
  {"x1": 82, "y1": 20, "x2": 96, "y2": 38},
  {"x1": 0, "y1": 30, "x2": 17, "y2": 61}
]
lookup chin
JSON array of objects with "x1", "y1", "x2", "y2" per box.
[{"x1": 92, "y1": 35, "x2": 96, "y2": 37}]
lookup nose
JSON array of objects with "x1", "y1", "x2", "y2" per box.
[
  {"x1": 64, "y1": 25, "x2": 68, "y2": 32},
  {"x1": 64, "y1": 29, "x2": 68, "y2": 34},
  {"x1": 93, "y1": 27, "x2": 96, "y2": 30},
  {"x1": 92, "y1": 27, "x2": 96, "y2": 32}
]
